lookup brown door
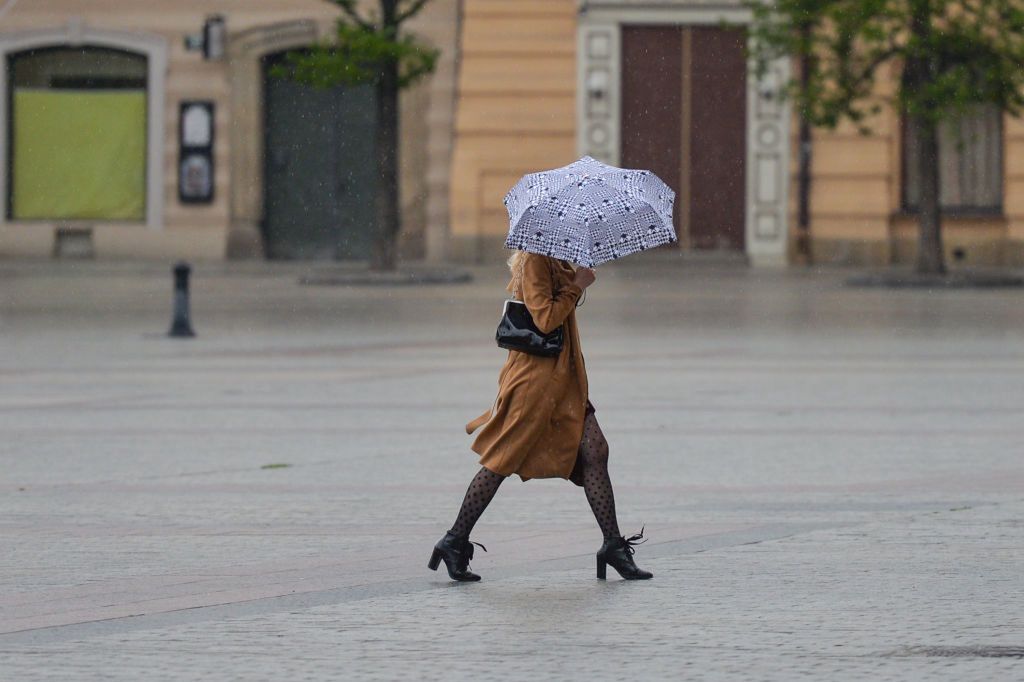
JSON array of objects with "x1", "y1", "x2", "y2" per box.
[
  {"x1": 620, "y1": 26, "x2": 683, "y2": 239},
  {"x1": 688, "y1": 27, "x2": 746, "y2": 250},
  {"x1": 620, "y1": 25, "x2": 747, "y2": 251}
]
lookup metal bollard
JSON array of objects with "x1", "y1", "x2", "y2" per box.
[{"x1": 168, "y1": 261, "x2": 196, "y2": 338}]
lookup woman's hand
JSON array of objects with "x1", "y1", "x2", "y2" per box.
[{"x1": 573, "y1": 267, "x2": 596, "y2": 290}]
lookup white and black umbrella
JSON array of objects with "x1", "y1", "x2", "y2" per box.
[{"x1": 503, "y1": 156, "x2": 676, "y2": 267}]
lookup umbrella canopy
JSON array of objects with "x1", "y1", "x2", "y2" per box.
[{"x1": 503, "y1": 156, "x2": 677, "y2": 267}]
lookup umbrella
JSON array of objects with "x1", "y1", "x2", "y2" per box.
[{"x1": 503, "y1": 156, "x2": 677, "y2": 267}]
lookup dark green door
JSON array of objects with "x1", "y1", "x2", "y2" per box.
[{"x1": 262, "y1": 54, "x2": 377, "y2": 260}]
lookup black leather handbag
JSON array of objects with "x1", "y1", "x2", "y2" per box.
[{"x1": 495, "y1": 299, "x2": 564, "y2": 357}]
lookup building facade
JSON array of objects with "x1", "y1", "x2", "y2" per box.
[
  {"x1": 451, "y1": 0, "x2": 1024, "y2": 267},
  {"x1": 3, "y1": 0, "x2": 1021, "y2": 266},
  {"x1": 0, "y1": 0, "x2": 459, "y2": 261}
]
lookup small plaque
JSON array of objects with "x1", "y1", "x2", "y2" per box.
[
  {"x1": 178, "y1": 101, "x2": 215, "y2": 203},
  {"x1": 182, "y1": 103, "x2": 212, "y2": 146},
  {"x1": 179, "y1": 154, "x2": 212, "y2": 201}
]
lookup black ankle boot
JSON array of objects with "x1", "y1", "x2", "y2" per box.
[
  {"x1": 596, "y1": 527, "x2": 653, "y2": 580},
  {"x1": 428, "y1": 531, "x2": 487, "y2": 582}
]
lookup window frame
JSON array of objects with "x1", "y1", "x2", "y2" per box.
[
  {"x1": 0, "y1": 26, "x2": 168, "y2": 231},
  {"x1": 900, "y1": 108, "x2": 1005, "y2": 217},
  {"x1": 6, "y1": 45, "x2": 149, "y2": 222}
]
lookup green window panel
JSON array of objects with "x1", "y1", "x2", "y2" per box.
[{"x1": 12, "y1": 89, "x2": 146, "y2": 220}]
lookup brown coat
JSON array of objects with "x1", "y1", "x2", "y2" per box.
[{"x1": 466, "y1": 253, "x2": 588, "y2": 482}]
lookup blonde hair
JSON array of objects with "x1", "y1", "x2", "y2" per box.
[
  {"x1": 507, "y1": 250, "x2": 527, "y2": 274},
  {"x1": 507, "y1": 251, "x2": 527, "y2": 298}
]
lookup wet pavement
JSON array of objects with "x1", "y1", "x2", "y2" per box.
[{"x1": 1, "y1": 258, "x2": 1023, "y2": 680}]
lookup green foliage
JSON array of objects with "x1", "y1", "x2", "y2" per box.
[
  {"x1": 747, "y1": 0, "x2": 1024, "y2": 133},
  {"x1": 270, "y1": 2, "x2": 439, "y2": 90}
]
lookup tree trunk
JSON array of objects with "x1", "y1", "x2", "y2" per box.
[
  {"x1": 371, "y1": 64, "x2": 401, "y2": 271},
  {"x1": 906, "y1": 1, "x2": 945, "y2": 275},
  {"x1": 371, "y1": 1, "x2": 402, "y2": 271},
  {"x1": 912, "y1": 116, "x2": 944, "y2": 275},
  {"x1": 796, "y1": 26, "x2": 813, "y2": 264}
]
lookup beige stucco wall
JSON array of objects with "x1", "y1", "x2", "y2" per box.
[
  {"x1": 1001, "y1": 114, "x2": 1024, "y2": 266},
  {"x1": 397, "y1": 0, "x2": 460, "y2": 262},
  {"x1": 797, "y1": 68, "x2": 896, "y2": 265},
  {"x1": 449, "y1": 0, "x2": 577, "y2": 262}
]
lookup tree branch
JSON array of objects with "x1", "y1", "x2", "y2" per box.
[
  {"x1": 396, "y1": 0, "x2": 431, "y2": 24},
  {"x1": 333, "y1": 0, "x2": 374, "y2": 29},
  {"x1": 853, "y1": 45, "x2": 903, "y2": 89}
]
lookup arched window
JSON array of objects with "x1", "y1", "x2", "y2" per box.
[{"x1": 8, "y1": 46, "x2": 147, "y2": 220}]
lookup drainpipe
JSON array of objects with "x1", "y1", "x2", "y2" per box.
[
  {"x1": 796, "y1": 26, "x2": 813, "y2": 264},
  {"x1": 796, "y1": 104, "x2": 812, "y2": 263}
]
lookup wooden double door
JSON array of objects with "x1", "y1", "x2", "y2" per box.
[{"x1": 621, "y1": 26, "x2": 747, "y2": 252}]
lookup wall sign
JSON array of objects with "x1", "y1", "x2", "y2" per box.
[{"x1": 178, "y1": 101, "x2": 214, "y2": 203}]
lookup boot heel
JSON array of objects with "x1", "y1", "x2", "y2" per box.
[
  {"x1": 428, "y1": 548, "x2": 442, "y2": 571},
  {"x1": 596, "y1": 556, "x2": 607, "y2": 580}
]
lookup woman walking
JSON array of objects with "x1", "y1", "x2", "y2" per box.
[{"x1": 428, "y1": 250, "x2": 652, "y2": 582}]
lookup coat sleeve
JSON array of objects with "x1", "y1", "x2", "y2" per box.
[{"x1": 521, "y1": 254, "x2": 583, "y2": 334}]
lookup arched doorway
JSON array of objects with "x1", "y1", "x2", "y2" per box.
[
  {"x1": 7, "y1": 46, "x2": 147, "y2": 222},
  {"x1": 260, "y1": 50, "x2": 377, "y2": 260}
]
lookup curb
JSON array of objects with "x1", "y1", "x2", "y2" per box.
[
  {"x1": 845, "y1": 270, "x2": 1024, "y2": 289},
  {"x1": 298, "y1": 267, "x2": 474, "y2": 286}
]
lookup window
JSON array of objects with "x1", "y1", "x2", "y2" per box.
[
  {"x1": 8, "y1": 46, "x2": 147, "y2": 221},
  {"x1": 902, "y1": 105, "x2": 1002, "y2": 213}
]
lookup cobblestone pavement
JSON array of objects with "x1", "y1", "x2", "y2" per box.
[
  {"x1": 1, "y1": 258, "x2": 1023, "y2": 680},
  {"x1": 4, "y1": 502, "x2": 1023, "y2": 681}
]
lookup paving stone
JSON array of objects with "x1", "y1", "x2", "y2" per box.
[{"x1": 1, "y1": 261, "x2": 1022, "y2": 680}]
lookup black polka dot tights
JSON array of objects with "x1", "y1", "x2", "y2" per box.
[
  {"x1": 447, "y1": 415, "x2": 621, "y2": 541},
  {"x1": 448, "y1": 465, "x2": 505, "y2": 538},
  {"x1": 577, "y1": 413, "x2": 621, "y2": 540}
]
